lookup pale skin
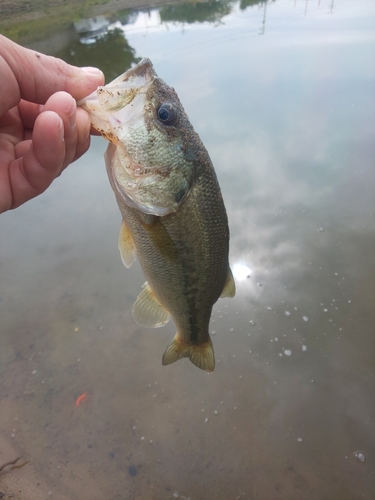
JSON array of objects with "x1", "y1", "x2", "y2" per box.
[{"x1": 0, "y1": 35, "x2": 105, "y2": 214}]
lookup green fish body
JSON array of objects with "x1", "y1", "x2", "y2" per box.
[{"x1": 79, "y1": 59, "x2": 235, "y2": 372}]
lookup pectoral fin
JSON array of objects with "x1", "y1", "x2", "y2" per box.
[
  {"x1": 132, "y1": 282, "x2": 170, "y2": 328},
  {"x1": 140, "y1": 217, "x2": 178, "y2": 262},
  {"x1": 220, "y1": 267, "x2": 236, "y2": 298},
  {"x1": 118, "y1": 220, "x2": 136, "y2": 268},
  {"x1": 162, "y1": 334, "x2": 215, "y2": 373}
]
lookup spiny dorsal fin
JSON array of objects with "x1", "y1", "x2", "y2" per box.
[
  {"x1": 118, "y1": 219, "x2": 136, "y2": 269},
  {"x1": 162, "y1": 334, "x2": 215, "y2": 373},
  {"x1": 220, "y1": 267, "x2": 236, "y2": 298},
  {"x1": 132, "y1": 282, "x2": 170, "y2": 328}
]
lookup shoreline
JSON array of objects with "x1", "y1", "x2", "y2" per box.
[{"x1": 0, "y1": 0, "x2": 179, "y2": 44}]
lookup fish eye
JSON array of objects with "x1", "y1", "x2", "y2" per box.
[{"x1": 157, "y1": 103, "x2": 177, "y2": 125}]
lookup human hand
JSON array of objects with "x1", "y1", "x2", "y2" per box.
[{"x1": 0, "y1": 35, "x2": 104, "y2": 213}]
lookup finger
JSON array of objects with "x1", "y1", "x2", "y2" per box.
[
  {"x1": 42, "y1": 91, "x2": 78, "y2": 171},
  {"x1": 0, "y1": 35, "x2": 104, "y2": 116},
  {"x1": 0, "y1": 45, "x2": 21, "y2": 119},
  {"x1": 18, "y1": 100, "x2": 43, "y2": 132},
  {"x1": 90, "y1": 126, "x2": 103, "y2": 137},
  {"x1": 0, "y1": 107, "x2": 23, "y2": 142},
  {"x1": 18, "y1": 99, "x2": 103, "y2": 140},
  {"x1": 31, "y1": 111, "x2": 65, "y2": 176},
  {"x1": 19, "y1": 105, "x2": 96, "y2": 170},
  {"x1": 15, "y1": 138, "x2": 32, "y2": 159},
  {"x1": 73, "y1": 107, "x2": 91, "y2": 163},
  {"x1": 8, "y1": 111, "x2": 65, "y2": 209}
]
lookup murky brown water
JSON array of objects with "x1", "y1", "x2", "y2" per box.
[{"x1": 1, "y1": 1, "x2": 375, "y2": 499}]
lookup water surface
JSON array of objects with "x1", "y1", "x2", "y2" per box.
[{"x1": 1, "y1": 1, "x2": 374, "y2": 498}]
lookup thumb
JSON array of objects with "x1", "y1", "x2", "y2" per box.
[{"x1": 0, "y1": 35, "x2": 104, "y2": 114}]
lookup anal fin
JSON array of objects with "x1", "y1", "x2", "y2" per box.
[
  {"x1": 162, "y1": 334, "x2": 215, "y2": 373},
  {"x1": 118, "y1": 219, "x2": 136, "y2": 268},
  {"x1": 220, "y1": 267, "x2": 236, "y2": 298},
  {"x1": 132, "y1": 282, "x2": 170, "y2": 328}
]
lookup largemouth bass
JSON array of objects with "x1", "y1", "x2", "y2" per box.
[{"x1": 79, "y1": 58, "x2": 235, "y2": 372}]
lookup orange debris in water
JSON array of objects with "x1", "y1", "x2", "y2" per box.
[{"x1": 75, "y1": 393, "x2": 89, "y2": 406}]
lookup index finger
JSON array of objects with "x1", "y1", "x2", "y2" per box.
[{"x1": 17, "y1": 100, "x2": 103, "y2": 138}]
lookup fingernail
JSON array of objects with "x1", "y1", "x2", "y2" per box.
[
  {"x1": 81, "y1": 66, "x2": 103, "y2": 76},
  {"x1": 68, "y1": 106, "x2": 76, "y2": 129},
  {"x1": 57, "y1": 116, "x2": 64, "y2": 141}
]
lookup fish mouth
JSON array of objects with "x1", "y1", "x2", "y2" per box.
[
  {"x1": 77, "y1": 58, "x2": 157, "y2": 136},
  {"x1": 97, "y1": 58, "x2": 157, "y2": 112},
  {"x1": 113, "y1": 58, "x2": 157, "y2": 88},
  {"x1": 79, "y1": 58, "x2": 187, "y2": 217}
]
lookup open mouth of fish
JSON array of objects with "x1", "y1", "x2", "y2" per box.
[
  {"x1": 78, "y1": 58, "x2": 156, "y2": 137},
  {"x1": 78, "y1": 59, "x2": 183, "y2": 216}
]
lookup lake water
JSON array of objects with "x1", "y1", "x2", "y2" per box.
[{"x1": 1, "y1": 0, "x2": 374, "y2": 498}]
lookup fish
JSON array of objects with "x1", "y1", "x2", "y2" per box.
[{"x1": 78, "y1": 58, "x2": 235, "y2": 372}]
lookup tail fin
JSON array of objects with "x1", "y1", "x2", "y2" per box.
[{"x1": 162, "y1": 334, "x2": 215, "y2": 373}]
